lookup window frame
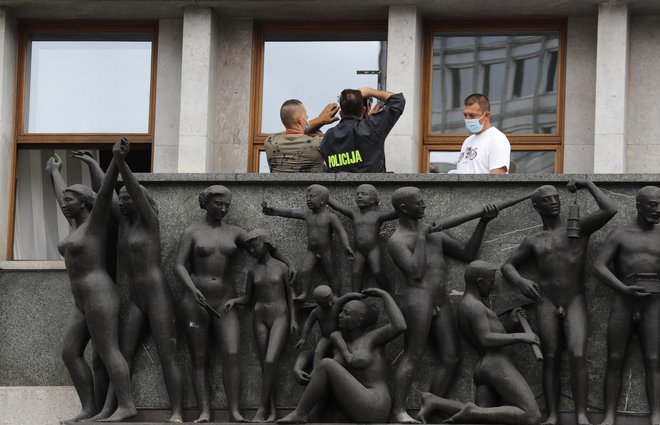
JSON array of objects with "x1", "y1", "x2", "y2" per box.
[
  {"x1": 248, "y1": 20, "x2": 388, "y2": 173},
  {"x1": 419, "y1": 19, "x2": 567, "y2": 173},
  {"x1": 7, "y1": 20, "x2": 159, "y2": 260}
]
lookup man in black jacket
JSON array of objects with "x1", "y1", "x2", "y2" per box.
[{"x1": 320, "y1": 87, "x2": 405, "y2": 173}]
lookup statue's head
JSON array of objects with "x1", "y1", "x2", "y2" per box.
[
  {"x1": 464, "y1": 260, "x2": 497, "y2": 298},
  {"x1": 198, "y1": 185, "x2": 232, "y2": 220},
  {"x1": 338, "y1": 299, "x2": 379, "y2": 331},
  {"x1": 62, "y1": 184, "x2": 96, "y2": 217},
  {"x1": 118, "y1": 184, "x2": 158, "y2": 216},
  {"x1": 531, "y1": 185, "x2": 560, "y2": 218},
  {"x1": 306, "y1": 184, "x2": 329, "y2": 210},
  {"x1": 312, "y1": 285, "x2": 334, "y2": 307},
  {"x1": 636, "y1": 186, "x2": 660, "y2": 225},
  {"x1": 244, "y1": 228, "x2": 273, "y2": 258},
  {"x1": 391, "y1": 187, "x2": 425, "y2": 219},
  {"x1": 356, "y1": 184, "x2": 379, "y2": 208}
]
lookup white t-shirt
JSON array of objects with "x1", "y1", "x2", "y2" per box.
[{"x1": 452, "y1": 126, "x2": 511, "y2": 174}]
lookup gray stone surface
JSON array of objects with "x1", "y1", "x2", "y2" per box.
[{"x1": 1, "y1": 175, "x2": 658, "y2": 415}]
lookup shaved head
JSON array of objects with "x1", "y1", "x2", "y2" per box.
[{"x1": 280, "y1": 99, "x2": 304, "y2": 129}]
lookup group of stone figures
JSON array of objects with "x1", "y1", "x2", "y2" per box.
[{"x1": 49, "y1": 139, "x2": 660, "y2": 425}]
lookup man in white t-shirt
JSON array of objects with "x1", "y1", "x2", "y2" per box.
[{"x1": 451, "y1": 93, "x2": 510, "y2": 174}]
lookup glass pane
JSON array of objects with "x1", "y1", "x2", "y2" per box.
[
  {"x1": 259, "y1": 151, "x2": 270, "y2": 173},
  {"x1": 261, "y1": 40, "x2": 386, "y2": 134},
  {"x1": 26, "y1": 40, "x2": 152, "y2": 133},
  {"x1": 430, "y1": 33, "x2": 559, "y2": 135},
  {"x1": 429, "y1": 150, "x2": 555, "y2": 173}
]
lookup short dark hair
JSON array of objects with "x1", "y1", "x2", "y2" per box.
[
  {"x1": 339, "y1": 89, "x2": 364, "y2": 116},
  {"x1": 280, "y1": 99, "x2": 303, "y2": 128},
  {"x1": 464, "y1": 93, "x2": 490, "y2": 113}
]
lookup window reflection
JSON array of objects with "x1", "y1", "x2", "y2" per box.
[
  {"x1": 430, "y1": 33, "x2": 559, "y2": 135},
  {"x1": 429, "y1": 150, "x2": 555, "y2": 173}
]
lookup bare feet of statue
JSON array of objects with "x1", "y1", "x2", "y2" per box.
[
  {"x1": 391, "y1": 408, "x2": 421, "y2": 424},
  {"x1": 277, "y1": 411, "x2": 307, "y2": 423},
  {"x1": 230, "y1": 410, "x2": 248, "y2": 423},
  {"x1": 416, "y1": 392, "x2": 435, "y2": 424},
  {"x1": 444, "y1": 401, "x2": 478, "y2": 424},
  {"x1": 576, "y1": 413, "x2": 592, "y2": 425},
  {"x1": 542, "y1": 413, "x2": 559, "y2": 425},
  {"x1": 253, "y1": 408, "x2": 269, "y2": 423},
  {"x1": 60, "y1": 408, "x2": 96, "y2": 424},
  {"x1": 167, "y1": 412, "x2": 184, "y2": 423},
  {"x1": 194, "y1": 412, "x2": 210, "y2": 423},
  {"x1": 98, "y1": 404, "x2": 137, "y2": 422}
]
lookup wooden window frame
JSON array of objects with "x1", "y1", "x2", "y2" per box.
[
  {"x1": 7, "y1": 20, "x2": 159, "y2": 259},
  {"x1": 419, "y1": 19, "x2": 567, "y2": 173},
  {"x1": 248, "y1": 20, "x2": 387, "y2": 173}
]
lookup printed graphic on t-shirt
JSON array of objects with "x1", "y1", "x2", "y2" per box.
[{"x1": 458, "y1": 147, "x2": 478, "y2": 163}]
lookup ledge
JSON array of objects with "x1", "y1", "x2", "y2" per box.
[
  {"x1": 131, "y1": 172, "x2": 660, "y2": 184},
  {"x1": 0, "y1": 260, "x2": 66, "y2": 271}
]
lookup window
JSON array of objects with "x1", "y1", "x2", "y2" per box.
[
  {"x1": 421, "y1": 20, "x2": 566, "y2": 173},
  {"x1": 10, "y1": 21, "x2": 158, "y2": 260},
  {"x1": 249, "y1": 21, "x2": 387, "y2": 172}
]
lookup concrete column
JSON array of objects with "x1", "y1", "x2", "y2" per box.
[
  {"x1": 213, "y1": 18, "x2": 253, "y2": 172},
  {"x1": 593, "y1": 2, "x2": 629, "y2": 173},
  {"x1": 385, "y1": 6, "x2": 422, "y2": 173},
  {"x1": 0, "y1": 8, "x2": 16, "y2": 259},
  {"x1": 177, "y1": 7, "x2": 218, "y2": 172},
  {"x1": 153, "y1": 18, "x2": 183, "y2": 173}
]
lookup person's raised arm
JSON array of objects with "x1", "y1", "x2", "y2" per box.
[
  {"x1": 387, "y1": 224, "x2": 431, "y2": 281},
  {"x1": 442, "y1": 204, "x2": 498, "y2": 262},
  {"x1": 46, "y1": 154, "x2": 71, "y2": 225},
  {"x1": 567, "y1": 178, "x2": 618, "y2": 236},
  {"x1": 173, "y1": 227, "x2": 206, "y2": 305},
  {"x1": 113, "y1": 138, "x2": 159, "y2": 230},
  {"x1": 593, "y1": 231, "x2": 650, "y2": 297},
  {"x1": 359, "y1": 87, "x2": 394, "y2": 104},
  {"x1": 71, "y1": 150, "x2": 121, "y2": 222},
  {"x1": 307, "y1": 103, "x2": 339, "y2": 134},
  {"x1": 501, "y1": 239, "x2": 541, "y2": 301},
  {"x1": 329, "y1": 214, "x2": 354, "y2": 257},
  {"x1": 224, "y1": 270, "x2": 255, "y2": 312},
  {"x1": 364, "y1": 288, "x2": 407, "y2": 345},
  {"x1": 327, "y1": 197, "x2": 354, "y2": 220},
  {"x1": 262, "y1": 201, "x2": 306, "y2": 220},
  {"x1": 85, "y1": 152, "x2": 119, "y2": 231}
]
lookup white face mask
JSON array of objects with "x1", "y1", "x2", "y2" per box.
[{"x1": 465, "y1": 113, "x2": 485, "y2": 134}]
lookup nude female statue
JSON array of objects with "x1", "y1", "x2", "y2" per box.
[
  {"x1": 72, "y1": 141, "x2": 184, "y2": 422},
  {"x1": 174, "y1": 186, "x2": 293, "y2": 423},
  {"x1": 277, "y1": 287, "x2": 407, "y2": 424},
  {"x1": 46, "y1": 140, "x2": 136, "y2": 423},
  {"x1": 174, "y1": 185, "x2": 249, "y2": 423},
  {"x1": 224, "y1": 229, "x2": 298, "y2": 422}
]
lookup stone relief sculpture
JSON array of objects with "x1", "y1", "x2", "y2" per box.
[
  {"x1": 501, "y1": 179, "x2": 617, "y2": 425},
  {"x1": 387, "y1": 186, "x2": 499, "y2": 424},
  {"x1": 173, "y1": 185, "x2": 249, "y2": 423},
  {"x1": 593, "y1": 186, "x2": 660, "y2": 425},
  {"x1": 223, "y1": 229, "x2": 298, "y2": 422},
  {"x1": 262, "y1": 184, "x2": 354, "y2": 300},
  {"x1": 327, "y1": 184, "x2": 397, "y2": 292},
  {"x1": 277, "y1": 288, "x2": 407, "y2": 424},
  {"x1": 72, "y1": 140, "x2": 184, "y2": 422},
  {"x1": 47, "y1": 140, "x2": 136, "y2": 422},
  {"x1": 417, "y1": 261, "x2": 542, "y2": 425},
  {"x1": 295, "y1": 285, "x2": 365, "y2": 369}
]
